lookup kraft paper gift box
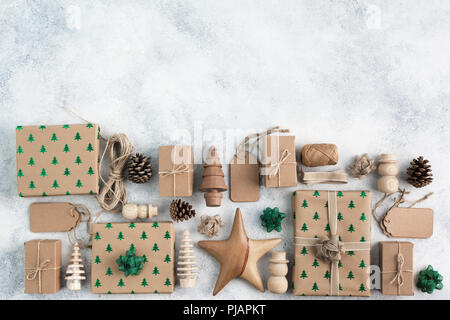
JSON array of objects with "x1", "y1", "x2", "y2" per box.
[
  {"x1": 158, "y1": 145, "x2": 194, "y2": 197},
  {"x1": 292, "y1": 190, "x2": 371, "y2": 296},
  {"x1": 263, "y1": 135, "x2": 297, "y2": 188},
  {"x1": 16, "y1": 123, "x2": 100, "y2": 197},
  {"x1": 24, "y1": 239, "x2": 61, "y2": 294},
  {"x1": 380, "y1": 241, "x2": 414, "y2": 296},
  {"x1": 91, "y1": 222, "x2": 175, "y2": 294}
]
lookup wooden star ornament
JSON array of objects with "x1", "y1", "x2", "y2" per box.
[{"x1": 198, "y1": 208, "x2": 282, "y2": 295}]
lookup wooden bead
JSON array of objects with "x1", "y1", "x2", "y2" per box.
[
  {"x1": 65, "y1": 243, "x2": 86, "y2": 291},
  {"x1": 377, "y1": 154, "x2": 399, "y2": 193},
  {"x1": 122, "y1": 203, "x2": 158, "y2": 220},
  {"x1": 267, "y1": 251, "x2": 288, "y2": 294}
]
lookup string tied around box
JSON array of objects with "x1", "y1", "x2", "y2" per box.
[
  {"x1": 159, "y1": 161, "x2": 191, "y2": 198},
  {"x1": 381, "y1": 242, "x2": 413, "y2": 295}
]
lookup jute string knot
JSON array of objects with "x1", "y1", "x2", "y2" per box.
[
  {"x1": 159, "y1": 163, "x2": 191, "y2": 197},
  {"x1": 268, "y1": 149, "x2": 291, "y2": 177},
  {"x1": 390, "y1": 253, "x2": 406, "y2": 287},
  {"x1": 316, "y1": 235, "x2": 343, "y2": 263}
]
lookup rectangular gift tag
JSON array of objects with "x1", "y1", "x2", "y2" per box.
[
  {"x1": 29, "y1": 202, "x2": 80, "y2": 233},
  {"x1": 229, "y1": 151, "x2": 260, "y2": 202},
  {"x1": 382, "y1": 207, "x2": 433, "y2": 239}
]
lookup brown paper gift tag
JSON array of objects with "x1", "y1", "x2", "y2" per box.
[
  {"x1": 263, "y1": 135, "x2": 297, "y2": 188},
  {"x1": 229, "y1": 152, "x2": 260, "y2": 202},
  {"x1": 382, "y1": 207, "x2": 433, "y2": 239},
  {"x1": 29, "y1": 202, "x2": 80, "y2": 233}
]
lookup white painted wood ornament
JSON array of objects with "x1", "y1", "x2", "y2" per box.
[
  {"x1": 267, "y1": 251, "x2": 289, "y2": 294},
  {"x1": 122, "y1": 203, "x2": 158, "y2": 220},
  {"x1": 378, "y1": 154, "x2": 399, "y2": 193},
  {"x1": 177, "y1": 230, "x2": 198, "y2": 288},
  {"x1": 65, "y1": 243, "x2": 86, "y2": 291}
]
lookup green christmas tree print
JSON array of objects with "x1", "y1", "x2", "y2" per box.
[
  {"x1": 312, "y1": 259, "x2": 320, "y2": 267},
  {"x1": 87, "y1": 166, "x2": 94, "y2": 175},
  {"x1": 75, "y1": 155, "x2": 82, "y2": 165},
  {"x1": 347, "y1": 271, "x2": 355, "y2": 280},
  {"x1": 17, "y1": 169, "x2": 24, "y2": 178},
  {"x1": 141, "y1": 278, "x2": 149, "y2": 287},
  {"x1": 39, "y1": 125, "x2": 46, "y2": 130},
  {"x1": 324, "y1": 270, "x2": 330, "y2": 279},
  {"x1": 17, "y1": 145, "x2": 24, "y2": 154},
  {"x1": 348, "y1": 224, "x2": 355, "y2": 233},
  {"x1": 140, "y1": 231, "x2": 148, "y2": 240},
  {"x1": 300, "y1": 270, "x2": 308, "y2": 279},
  {"x1": 359, "y1": 283, "x2": 366, "y2": 292},
  {"x1": 337, "y1": 191, "x2": 344, "y2": 198},
  {"x1": 313, "y1": 190, "x2": 320, "y2": 197},
  {"x1": 86, "y1": 143, "x2": 94, "y2": 152},
  {"x1": 117, "y1": 279, "x2": 125, "y2": 287},
  {"x1": 40, "y1": 168, "x2": 47, "y2": 177},
  {"x1": 152, "y1": 243, "x2": 159, "y2": 251},
  {"x1": 312, "y1": 282, "x2": 319, "y2": 291},
  {"x1": 301, "y1": 223, "x2": 308, "y2": 232},
  {"x1": 51, "y1": 156, "x2": 58, "y2": 165},
  {"x1": 117, "y1": 232, "x2": 124, "y2": 240},
  {"x1": 29, "y1": 181, "x2": 36, "y2": 189},
  {"x1": 347, "y1": 251, "x2": 355, "y2": 256},
  {"x1": 51, "y1": 133, "x2": 58, "y2": 142},
  {"x1": 105, "y1": 244, "x2": 113, "y2": 252},
  {"x1": 94, "y1": 279, "x2": 101, "y2": 288},
  {"x1": 105, "y1": 223, "x2": 112, "y2": 229},
  {"x1": 62, "y1": 124, "x2": 70, "y2": 129},
  {"x1": 164, "y1": 231, "x2": 171, "y2": 239},
  {"x1": 28, "y1": 157, "x2": 35, "y2": 166},
  {"x1": 128, "y1": 222, "x2": 136, "y2": 229},
  {"x1": 86, "y1": 123, "x2": 94, "y2": 128},
  {"x1": 300, "y1": 246, "x2": 308, "y2": 255},
  {"x1": 360, "y1": 213, "x2": 367, "y2": 221},
  {"x1": 313, "y1": 212, "x2": 320, "y2": 220},
  {"x1": 301, "y1": 200, "x2": 308, "y2": 208},
  {"x1": 152, "y1": 266, "x2": 160, "y2": 275},
  {"x1": 359, "y1": 260, "x2": 366, "y2": 269},
  {"x1": 52, "y1": 180, "x2": 59, "y2": 189},
  {"x1": 74, "y1": 132, "x2": 82, "y2": 141},
  {"x1": 164, "y1": 254, "x2": 171, "y2": 263},
  {"x1": 164, "y1": 278, "x2": 172, "y2": 286},
  {"x1": 360, "y1": 236, "x2": 366, "y2": 242},
  {"x1": 75, "y1": 179, "x2": 83, "y2": 188},
  {"x1": 337, "y1": 212, "x2": 344, "y2": 221},
  {"x1": 348, "y1": 200, "x2": 356, "y2": 209},
  {"x1": 105, "y1": 267, "x2": 113, "y2": 276},
  {"x1": 325, "y1": 201, "x2": 328, "y2": 208},
  {"x1": 42, "y1": 192, "x2": 47, "y2": 197},
  {"x1": 339, "y1": 284, "x2": 343, "y2": 291},
  {"x1": 62, "y1": 144, "x2": 70, "y2": 153},
  {"x1": 325, "y1": 224, "x2": 330, "y2": 232},
  {"x1": 152, "y1": 222, "x2": 159, "y2": 228},
  {"x1": 16, "y1": 126, "x2": 23, "y2": 130},
  {"x1": 27, "y1": 134, "x2": 35, "y2": 142},
  {"x1": 94, "y1": 232, "x2": 101, "y2": 240},
  {"x1": 142, "y1": 254, "x2": 148, "y2": 263},
  {"x1": 129, "y1": 243, "x2": 135, "y2": 251},
  {"x1": 94, "y1": 256, "x2": 101, "y2": 264},
  {"x1": 63, "y1": 168, "x2": 71, "y2": 176},
  {"x1": 338, "y1": 260, "x2": 343, "y2": 268},
  {"x1": 40, "y1": 145, "x2": 47, "y2": 154},
  {"x1": 360, "y1": 191, "x2": 367, "y2": 198}
]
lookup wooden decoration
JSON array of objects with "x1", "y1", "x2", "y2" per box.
[
  {"x1": 122, "y1": 203, "x2": 158, "y2": 220},
  {"x1": 65, "y1": 243, "x2": 86, "y2": 291},
  {"x1": 378, "y1": 154, "x2": 399, "y2": 193},
  {"x1": 177, "y1": 230, "x2": 198, "y2": 288},
  {"x1": 199, "y1": 146, "x2": 228, "y2": 206},
  {"x1": 198, "y1": 208, "x2": 282, "y2": 295},
  {"x1": 267, "y1": 251, "x2": 289, "y2": 294}
]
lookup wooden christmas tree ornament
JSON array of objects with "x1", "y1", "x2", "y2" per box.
[
  {"x1": 198, "y1": 208, "x2": 282, "y2": 296},
  {"x1": 122, "y1": 203, "x2": 158, "y2": 220},
  {"x1": 199, "y1": 146, "x2": 228, "y2": 207},
  {"x1": 378, "y1": 154, "x2": 399, "y2": 193},
  {"x1": 177, "y1": 230, "x2": 198, "y2": 288},
  {"x1": 65, "y1": 243, "x2": 86, "y2": 291},
  {"x1": 267, "y1": 251, "x2": 289, "y2": 294}
]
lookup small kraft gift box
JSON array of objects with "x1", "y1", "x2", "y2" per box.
[
  {"x1": 24, "y1": 239, "x2": 61, "y2": 294},
  {"x1": 380, "y1": 241, "x2": 414, "y2": 296},
  {"x1": 262, "y1": 135, "x2": 297, "y2": 188},
  {"x1": 91, "y1": 222, "x2": 175, "y2": 294},
  {"x1": 16, "y1": 123, "x2": 100, "y2": 197},
  {"x1": 158, "y1": 145, "x2": 194, "y2": 197},
  {"x1": 292, "y1": 190, "x2": 371, "y2": 296}
]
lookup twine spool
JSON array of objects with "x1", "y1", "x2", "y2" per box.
[{"x1": 301, "y1": 144, "x2": 338, "y2": 167}]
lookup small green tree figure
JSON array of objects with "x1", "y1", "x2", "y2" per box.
[
  {"x1": 86, "y1": 123, "x2": 94, "y2": 128},
  {"x1": 62, "y1": 124, "x2": 70, "y2": 129},
  {"x1": 142, "y1": 254, "x2": 148, "y2": 263},
  {"x1": 106, "y1": 267, "x2": 113, "y2": 276},
  {"x1": 29, "y1": 181, "x2": 36, "y2": 189},
  {"x1": 128, "y1": 222, "x2": 136, "y2": 229},
  {"x1": 94, "y1": 232, "x2": 101, "y2": 240},
  {"x1": 27, "y1": 134, "x2": 35, "y2": 142},
  {"x1": 39, "y1": 125, "x2": 46, "y2": 130},
  {"x1": 313, "y1": 212, "x2": 320, "y2": 220},
  {"x1": 117, "y1": 279, "x2": 125, "y2": 287},
  {"x1": 324, "y1": 270, "x2": 330, "y2": 279},
  {"x1": 105, "y1": 223, "x2": 112, "y2": 229},
  {"x1": 313, "y1": 190, "x2": 320, "y2": 197},
  {"x1": 17, "y1": 169, "x2": 24, "y2": 178},
  {"x1": 105, "y1": 244, "x2": 113, "y2": 253},
  {"x1": 94, "y1": 279, "x2": 101, "y2": 288},
  {"x1": 40, "y1": 145, "x2": 47, "y2": 154},
  {"x1": 141, "y1": 278, "x2": 149, "y2": 287},
  {"x1": 347, "y1": 271, "x2": 355, "y2": 280},
  {"x1": 152, "y1": 266, "x2": 160, "y2": 275},
  {"x1": 52, "y1": 180, "x2": 59, "y2": 189},
  {"x1": 75, "y1": 155, "x2": 82, "y2": 165},
  {"x1": 337, "y1": 191, "x2": 344, "y2": 198},
  {"x1": 348, "y1": 224, "x2": 355, "y2": 233},
  {"x1": 164, "y1": 231, "x2": 171, "y2": 239},
  {"x1": 312, "y1": 282, "x2": 319, "y2": 291},
  {"x1": 51, "y1": 133, "x2": 58, "y2": 142},
  {"x1": 300, "y1": 270, "x2": 308, "y2": 279},
  {"x1": 40, "y1": 168, "x2": 47, "y2": 177},
  {"x1": 359, "y1": 260, "x2": 366, "y2": 269},
  {"x1": 63, "y1": 168, "x2": 71, "y2": 176},
  {"x1": 117, "y1": 232, "x2": 124, "y2": 240},
  {"x1": 325, "y1": 224, "x2": 330, "y2": 232},
  {"x1": 51, "y1": 156, "x2": 58, "y2": 165},
  {"x1": 17, "y1": 145, "x2": 24, "y2": 154},
  {"x1": 348, "y1": 200, "x2": 356, "y2": 209},
  {"x1": 140, "y1": 231, "x2": 148, "y2": 240},
  {"x1": 337, "y1": 212, "x2": 344, "y2": 221},
  {"x1": 360, "y1": 213, "x2": 367, "y2": 221},
  {"x1": 312, "y1": 259, "x2": 320, "y2": 268},
  {"x1": 86, "y1": 143, "x2": 94, "y2": 152},
  {"x1": 87, "y1": 166, "x2": 95, "y2": 175},
  {"x1": 152, "y1": 243, "x2": 159, "y2": 252},
  {"x1": 359, "y1": 283, "x2": 366, "y2": 292},
  {"x1": 28, "y1": 157, "x2": 35, "y2": 166},
  {"x1": 152, "y1": 222, "x2": 159, "y2": 228},
  {"x1": 62, "y1": 144, "x2": 70, "y2": 153},
  {"x1": 301, "y1": 223, "x2": 308, "y2": 232},
  {"x1": 360, "y1": 236, "x2": 366, "y2": 242},
  {"x1": 74, "y1": 132, "x2": 82, "y2": 141},
  {"x1": 94, "y1": 256, "x2": 101, "y2": 264},
  {"x1": 301, "y1": 200, "x2": 308, "y2": 208},
  {"x1": 164, "y1": 278, "x2": 171, "y2": 286},
  {"x1": 301, "y1": 246, "x2": 308, "y2": 255},
  {"x1": 75, "y1": 179, "x2": 83, "y2": 188},
  {"x1": 360, "y1": 191, "x2": 367, "y2": 198}
]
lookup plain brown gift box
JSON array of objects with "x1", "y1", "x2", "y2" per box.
[
  {"x1": 158, "y1": 145, "x2": 194, "y2": 197},
  {"x1": 379, "y1": 241, "x2": 414, "y2": 296},
  {"x1": 24, "y1": 239, "x2": 61, "y2": 294},
  {"x1": 263, "y1": 135, "x2": 297, "y2": 188}
]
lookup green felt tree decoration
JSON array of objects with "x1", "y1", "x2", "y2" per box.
[
  {"x1": 40, "y1": 145, "x2": 47, "y2": 154},
  {"x1": 417, "y1": 265, "x2": 444, "y2": 294},
  {"x1": 116, "y1": 246, "x2": 145, "y2": 277},
  {"x1": 63, "y1": 168, "x2": 71, "y2": 176},
  {"x1": 301, "y1": 223, "x2": 308, "y2": 232},
  {"x1": 259, "y1": 207, "x2": 286, "y2": 232}
]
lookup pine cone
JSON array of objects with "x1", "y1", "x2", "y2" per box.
[
  {"x1": 170, "y1": 199, "x2": 196, "y2": 222},
  {"x1": 127, "y1": 153, "x2": 152, "y2": 184},
  {"x1": 406, "y1": 156, "x2": 433, "y2": 188}
]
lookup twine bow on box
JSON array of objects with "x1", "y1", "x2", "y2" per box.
[
  {"x1": 158, "y1": 145, "x2": 192, "y2": 197},
  {"x1": 382, "y1": 242, "x2": 412, "y2": 295},
  {"x1": 295, "y1": 191, "x2": 370, "y2": 296}
]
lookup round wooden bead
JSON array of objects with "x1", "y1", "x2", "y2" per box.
[{"x1": 122, "y1": 204, "x2": 138, "y2": 220}]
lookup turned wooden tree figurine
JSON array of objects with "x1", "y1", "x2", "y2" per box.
[
  {"x1": 177, "y1": 230, "x2": 198, "y2": 288},
  {"x1": 199, "y1": 146, "x2": 227, "y2": 206},
  {"x1": 65, "y1": 243, "x2": 86, "y2": 291}
]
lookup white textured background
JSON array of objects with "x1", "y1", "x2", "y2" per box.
[{"x1": 0, "y1": 0, "x2": 449, "y2": 300}]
